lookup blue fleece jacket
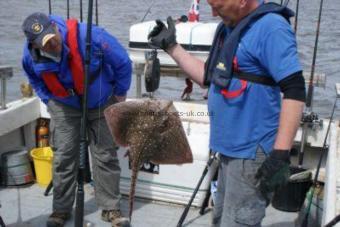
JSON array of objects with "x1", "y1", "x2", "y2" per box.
[{"x1": 22, "y1": 15, "x2": 132, "y2": 109}]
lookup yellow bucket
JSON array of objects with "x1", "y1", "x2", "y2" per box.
[{"x1": 30, "y1": 147, "x2": 53, "y2": 187}]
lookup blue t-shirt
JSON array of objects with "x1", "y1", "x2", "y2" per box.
[{"x1": 208, "y1": 13, "x2": 302, "y2": 159}]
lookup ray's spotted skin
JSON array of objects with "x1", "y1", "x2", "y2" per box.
[{"x1": 104, "y1": 99, "x2": 193, "y2": 220}]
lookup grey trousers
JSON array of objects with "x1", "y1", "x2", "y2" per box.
[
  {"x1": 212, "y1": 148, "x2": 268, "y2": 227},
  {"x1": 47, "y1": 99, "x2": 121, "y2": 212}
]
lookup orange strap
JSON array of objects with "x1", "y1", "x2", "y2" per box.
[
  {"x1": 220, "y1": 80, "x2": 247, "y2": 99},
  {"x1": 219, "y1": 57, "x2": 247, "y2": 99},
  {"x1": 41, "y1": 19, "x2": 84, "y2": 98},
  {"x1": 41, "y1": 72, "x2": 69, "y2": 97},
  {"x1": 66, "y1": 19, "x2": 84, "y2": 95}
]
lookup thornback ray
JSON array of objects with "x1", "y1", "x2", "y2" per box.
[{"x1": 104, "y1": 99, "x2": 193, "y2": 220}]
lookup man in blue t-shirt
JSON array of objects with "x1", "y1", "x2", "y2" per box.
[{"x1": 148, "y1": 0, "x2": 305, "y2": 226}]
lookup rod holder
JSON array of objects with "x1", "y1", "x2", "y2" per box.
[{"x1": 0, "y1": 66, "x2": 13, "y2": 110}]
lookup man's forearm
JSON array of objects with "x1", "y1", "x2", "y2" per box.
[
  {"x1": 167, "y1": 44, "x2": 205, "y2": 87},
  {"x1": 274, "y1": 99, "x2": 305, "y2": 150}
]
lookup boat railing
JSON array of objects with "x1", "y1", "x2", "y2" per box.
[{"x1": 0, "y1": 65, "x2": 13, "y2": 110}]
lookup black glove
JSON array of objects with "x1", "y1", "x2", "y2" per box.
[
  {"x1": 255, "y1": 149, "x2": 290, "y2": 197},
  {"x1": 148, "y1": 16, "x2": 177, "y2": 51}
]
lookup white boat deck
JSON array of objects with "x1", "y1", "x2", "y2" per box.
[{"x1": 0, "y1": 183, "x2": 298, "y2": 227}]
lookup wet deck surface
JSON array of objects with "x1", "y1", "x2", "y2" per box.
[{"x1": 0, "y1": 183, "x2": 298, "y2": 227}]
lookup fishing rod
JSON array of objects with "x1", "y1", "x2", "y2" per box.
[
  {"x1": 325, "y1": 214, "x2": 340, "y2": 227},
  {"x1": 141, "y1": 0, "x2": 155, "y2": 22},
  {"x1": 307, "y1": 0, "x2": 324, "y2": 109},
  {"x1": 301, "y1": 91, "x2": 338, "y2": 227},
  {"x1": 294, "y1": 0, "x2": 300, "y2": 33},
  {"x1": 279, "y1": 0, "x2": 289, "y2": 6},
  {"x1": 177, "y1": 152, "x2": 218, "y2": 227},
  {"x1": 298, "y1": 0, "x2": 324, "y2": 168},
  {"x1": 67, "y1": 0, "x2": 70, "y2": 19},
  {"x1": 95, "y1": 0, "x2": 98, "y2": 25},
  {"x1": 48, "y1": 0, "x2": 52, "y2": 15},
  {"x1": 283, "y1": 0, "x2": 290, "y2": 7},
  {"x1": 80, "y1": 0, "x2": 83, "y2": 22},
  {"x1": 75, "y1": 0, "x2": 94, "y2": 226}
]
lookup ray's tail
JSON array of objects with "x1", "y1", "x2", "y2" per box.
[{"x1": 128, "y1": 160, "x2": 140, "y2": 221}]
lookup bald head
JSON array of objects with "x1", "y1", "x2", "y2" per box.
[{"x1": 207, "y1": 0, "x2": 260, "y2": 26}]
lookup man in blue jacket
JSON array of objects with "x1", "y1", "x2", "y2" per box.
[
  {"x1": 148, "y1": 0, "x2": 305, "y2": 226},
  {"x1": 22, "y1": 12, "x2": 132, "y2": 227}
]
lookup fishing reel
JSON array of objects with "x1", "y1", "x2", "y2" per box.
[
  {"x1": 301, "y1": 111, "x2": 323, "y2": 131},
  {"x1": 144, "y1": 50, "x2": 160, "y2": 97}
]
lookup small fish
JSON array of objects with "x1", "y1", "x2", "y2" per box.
[{"x1": 104, "y1": 99, "x2": 193, "y2": 220}]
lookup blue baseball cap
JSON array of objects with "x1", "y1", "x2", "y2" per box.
[{"x1": 22, "y1": 12, "x2": 56, "y2": 47}]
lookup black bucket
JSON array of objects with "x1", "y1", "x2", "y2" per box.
[{"x1": 272, "y1": 166, "x2": 312, "y2": 212}]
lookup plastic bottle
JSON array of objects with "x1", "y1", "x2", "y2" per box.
[{"x1": 36, "y1": 119, "x2": 49, "y2": 147}]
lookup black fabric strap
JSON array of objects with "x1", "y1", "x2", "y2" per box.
[{"x1": 234, "y1": 71, "x2": 277, "y2": 86}]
